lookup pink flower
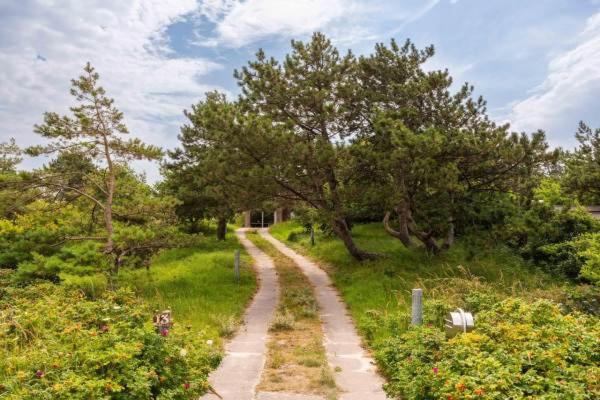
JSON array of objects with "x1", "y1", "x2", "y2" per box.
[
  {"x1": 183, "y1": 382, "x2": 190, "y2": 390},
  {"x1": 35, "y1": 370, "x2": 45, "y2": 378},
  {"x1": 160, "y1": 329, "x2": 169, "y2": 337},
  {"x1": 432, "y1": 367, "x2": 439, "y2": 375},
  {"x1": 100, "y1": 325, "x2": 109, "y2": 333}
]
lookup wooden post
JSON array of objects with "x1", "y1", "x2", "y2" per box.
[
  {"x1": 261, "y1": 211, "x2": 264, "y2": 228},
  {"x1": 234, "y1": 249, "x2": 240, "y2": 283},
  {"x1": 411, "y1": 288, "x2": 423, "y2": 325},
  {"x1": 310, "y1": 225, "x2": 315, "y2": 246}
]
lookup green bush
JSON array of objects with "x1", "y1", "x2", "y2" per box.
[
  {"x1": 539, "y1": 232, "x2": 600, "y2": 285},
  {"x1": 375, "y1": 298, "x2": 599, "y2": 399},
  {"x1": 0, "y1": 283, "x2": 220, "y2": 399},
  {"x1": 503, "y1": 204, "x2": 599, "y2": 279},
  {"x1": 12, "y1": 242, "x2": 110, "y2": 284},
  {"x1": 0, "y1": 202, "x2": 87, "y2": 269}
]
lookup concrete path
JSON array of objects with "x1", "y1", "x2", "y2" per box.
[
  {"x1": 259, "y1": 229, "x2": 388, "y2": 400},
  {"x1": 256, "y1": 392, "x2": 325, "y2": 400},
  {"x1": 202, "y1": 229, "x2": 279, "y2": 400}
]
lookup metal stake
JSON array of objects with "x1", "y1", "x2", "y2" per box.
[{"x1": 234, "y1": 249, "x2": 240, "y2": 283}]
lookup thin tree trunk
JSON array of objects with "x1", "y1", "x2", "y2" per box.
[
  {"x1": 383, "y1": 208, "x2": 413, "y2": 247},
  {"x1": 216, "y1": 217, "x2": 227, "y2": 241},
  {"x1": 104, "y1": 171, "x2": 115, "y2": 253},
  {"x1": 331, "y1": 218, "x2": 379, "y2": 261}
]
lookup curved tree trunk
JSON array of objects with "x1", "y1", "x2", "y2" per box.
[
  {"x1": 406, "y1": 211, "x2": 440, "y2": 254},
  {"x1": 408, "y1": 226, "x2": 440, "y2": 254},
  {"x1": 216, "y1": 217, "x2": 227, "y2": 241},
  {"x1": 331, "y1": 217, "x2": 379, "y2": 261},
  {"x1": 383, "y1": 209, "x2": 413, "y2": 247}
]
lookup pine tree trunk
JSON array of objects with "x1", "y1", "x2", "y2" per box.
[
  {"x1": 422, "y1": 235, "x2": 440, "y2": 254},
  {"x1": 104, "y1": 172, "x2": 115, "y2": 254},
  {"x1": 406, "y1": 210, "x2": 440, "y2": 254},
  {"x1": 216, "y1": 217, "x2": 227, "y2": 241},
  {"x1": 331, "y1": 218, "x2": 378, "y2": 261},
  {"x1": 383, "y1": 207, "x2": 413, "y2": 247}
]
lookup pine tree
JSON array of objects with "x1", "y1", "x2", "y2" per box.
[{"x1": 27, "y1": 63, "x2": 163, "y2": 269}]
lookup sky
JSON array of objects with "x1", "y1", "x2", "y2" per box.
[{"x1": 1, "y1": 0, "x2": 600, "y2": 182}]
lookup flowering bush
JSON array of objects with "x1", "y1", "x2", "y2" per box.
[
  {"x1": 376, "y1": 298, "x2": 600, "y2": 399},
  {"x1": 0, "y1": 282, "x2": 220, "y2": 399}
]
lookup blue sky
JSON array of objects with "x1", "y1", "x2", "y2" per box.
[{"x1": 1, "y1": 0, "x2": 599, "y2": 181}]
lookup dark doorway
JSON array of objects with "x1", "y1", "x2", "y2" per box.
[{"x1": 250, "y1": 210, "x2": 274, "y2": 227}]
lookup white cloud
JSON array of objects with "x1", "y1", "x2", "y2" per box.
[
  {"x1": 507, "y1": 12, "x2": 600, "y2": 147},
  {"x1": 0, "y1": 0, "x2": 222, "y2": 181},
  {"x1": 198, "y1": 0, "x2": 356, "y2": 47},
  {"x1": 194, "y1": 0, "x2": 445, "y2": 50}
]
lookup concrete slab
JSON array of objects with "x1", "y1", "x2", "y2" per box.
[
  {"x1": 259, "y1": 229, "x2": 388, "y2": 400},
  {"x1": 201, "y1": 229, "x2": 279, "y2": 400}
]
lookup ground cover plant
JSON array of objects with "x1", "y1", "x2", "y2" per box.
[
  {"x1": 376, "y1": 298, "x2": 599, "y2": 399},
  {"x1": 0, "y1": 279, "x2": 219, "y2": 399}
]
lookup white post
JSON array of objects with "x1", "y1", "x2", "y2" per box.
[{"x1": 411, "y1": 288, "x2": 423, "y2": 325}]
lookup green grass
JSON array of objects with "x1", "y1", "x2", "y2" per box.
[
  {"x1": 118, "y1": 232, "x2": 256, "y2": 343},
  {"x1": 270, "y1": 221, "x2": 560, "y2": 344}
]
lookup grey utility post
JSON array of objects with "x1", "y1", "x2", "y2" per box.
[
  {"x1": 310, "y1": 225, "x2": 315, "y2": 246},
  {"x1": 411, "y1": 288, "x2": 423, "y2": 325},
  {"x1": 234, "y1": 249, "x2": 240, "y2": 283}
]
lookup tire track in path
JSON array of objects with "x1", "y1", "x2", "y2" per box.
[{"x1": 202, "y1": 228, "x2": 279, "y2": 400}]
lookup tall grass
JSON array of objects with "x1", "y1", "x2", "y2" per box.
[
  {"x1": 118, "y1": 232, "x2": 256, "y2": 344},
  {"x1": 60, "y1": 228, "x2": 256, "y2": 345}
]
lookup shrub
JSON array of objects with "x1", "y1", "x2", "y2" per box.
[
  {"x1": 0, "y1": 283, "x2": 220, "y2": 399},
  {"x1": 539, "y1": 232, "x2": 600, "y2": 285},
  {"x1": 0, "y1": 201, "x2": 87, "y2": 269},
  {"x1": 503, "y1": 203, "x2": 599, "y2": 279},
  {"x1": 375, "y1": 298, "x2": 600, "y2": 399},
  {"x1": 13, "y1": 242, "x2": 110, "y2": 284}
]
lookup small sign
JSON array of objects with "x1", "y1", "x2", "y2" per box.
[{"x1": 153, "y1": 310, "x2": 173, "y2": 332}]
